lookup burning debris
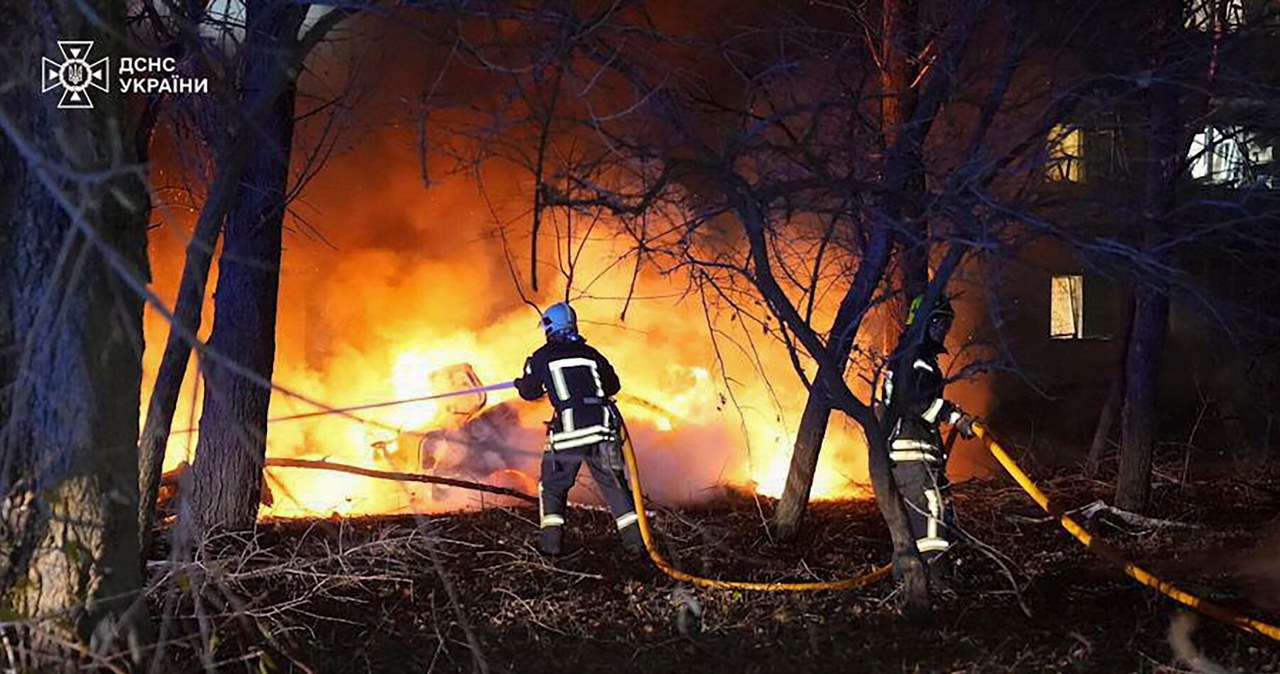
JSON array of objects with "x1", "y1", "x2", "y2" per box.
[
  {"x1": 428, "y1": 363, "x2": 489, "y2": 417},
  {"x1": 418, "y1": 402, "x2": 528, "y2": 473},
  {"x1": 381, "y1": 363, "x2": 543, "y2": 498},
  {"x1": 242, "y1": 350, "x2": 879, "y2": 518}
]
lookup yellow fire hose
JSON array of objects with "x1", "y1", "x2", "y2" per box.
[
  {"x1": 614, "y1": 410, "x2": 1279, "y2": 640},
  {"x1": 973, "y1": 423, "x2": 1280, "y2": 642},
  {"x1": 618, "y1": 423, "x2": 892, "y2": 591},
  {"x1": 240, "y1": 379, "x2": 1277, "y2": 636}
]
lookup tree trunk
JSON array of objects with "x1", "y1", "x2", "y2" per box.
[
  {"x1": 184, "y1": 1, "x2": 307, "y2": 537},
  {"x1": 1085, "y1": 289, "x2": 1136, "y2": 474},
  {"x1": 854, "y1": 405, "x2": 931, "y2": 621},
  {"x1": 1116, "y1": 286, "x2": 1169, "y2": 511},
  {"x1": 774, "y1": 222, "x2": 894, "y2": 539},
  {"x1": 881, "y1": 0, "x2": 929, "y2": 300},
  {"x1": 1115, "y1": 0, "x2": 1179, "y2": 512},
  {"x1": 773, "y1": 392, "x2": 834, "y2": 540},
  {"x1": 138, "y1": 127, "x2": 267, "y2": 552},
  {"x1": 0, "y1": 2, "x2": 149, "y2": 665}
]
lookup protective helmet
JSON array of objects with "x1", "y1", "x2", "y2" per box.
[
  {"x1": 539, "y1": 302, "x2": 578, "y2": 339},
  {"x1": 905, "y1": 294, "x2": 954, "y2": 327}
]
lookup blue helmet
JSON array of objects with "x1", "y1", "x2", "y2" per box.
[{"x1": 539, "y1": 302, "x2": 579, "y2": 340}]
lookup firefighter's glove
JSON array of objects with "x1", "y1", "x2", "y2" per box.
[{"x1": 955, "y1": 414, "x2": 977, "y2": 440}]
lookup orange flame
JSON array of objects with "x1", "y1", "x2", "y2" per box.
[{"x1": 138, "y1": 131, "x2": 970, "y2": 520}]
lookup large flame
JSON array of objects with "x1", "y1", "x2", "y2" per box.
[
  {"x1": 140, "y1": 38, "x2": 988, "y2": 517},
  {"x1": 142, "y1": 147, "x2": 880, "y2": 519}
]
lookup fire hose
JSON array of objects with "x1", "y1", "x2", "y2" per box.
[
  {"x1": 617, "y1": 414, "x2": 893, "y2": 591},
  {"x1": 619, "y1": 414, "x2": 1280, "y2": 640},
  {"x1": 171, "y1": 380, "x2": 520, "y2": 435},
  {"x1": 972, "y1": 422, "x2": 1280, "y2": 642},
  {"x1": 235, "y1": 379, "x2": 1280, "y2": 638}
]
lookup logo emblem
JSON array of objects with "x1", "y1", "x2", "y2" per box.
[{"x1": 42, "y1": 41, "x2": 109, "y2": 109}]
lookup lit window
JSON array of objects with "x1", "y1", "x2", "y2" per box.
[
  {"x1": 1186, "y1": 0, "x2": 1244, "y2": 31},
  {"x1": 1046, "y1": 124, "x2": 1086, "y2": 183},
  {"x1": 1188, "y1": 126, "x2": 1273, "y2": 186},
  {"x1": 1050, "y1": 275, "x2": 1084, "y2": 340}
]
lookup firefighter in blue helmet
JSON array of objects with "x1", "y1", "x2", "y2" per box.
[
  {"x1": 513, "y1": 302, "x2": 644, "y2": 557},
  {"x1": 880, "y1": 294, "x2": 976, "y2": 586}
]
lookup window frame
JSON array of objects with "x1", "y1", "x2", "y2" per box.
[{"x1": 1188, "y1": 125, "x2": 1275, "y2": 187}]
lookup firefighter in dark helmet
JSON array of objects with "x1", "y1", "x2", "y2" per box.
[
  {"x1": 880, "y1": 294, "x2": 976, "y2": 584},
  {"x1": 513, "y1": 302, "x2": 644, "y2": 557}
]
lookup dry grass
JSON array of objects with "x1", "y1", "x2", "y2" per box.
[{"x1": 121, "y1": 460, "x2": 1280, "y2": 673}]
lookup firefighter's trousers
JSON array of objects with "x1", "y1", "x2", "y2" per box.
[
  {"x1": 889, "y1": 437, "x2": 955, "y2": 574},
  {"x1": 538, "y1": 441, "x2": 641, "y2": 543}
]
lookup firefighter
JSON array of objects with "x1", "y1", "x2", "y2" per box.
[
  {"x1": 881, "y1": 294, "x2": 976, "y2": 585},
  {"x1": 514, "y1": 301, "x2": 644, "y2": 557}
]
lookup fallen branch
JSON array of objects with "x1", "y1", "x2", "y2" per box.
[
  {"x1": 264, "y1": 458, "x2": 538, "y2": 503},
  {"x1": 1076, "y1": 500, "x2": 1201, "y2": 531},
  {"x1": 1004, "y1": 499, "x2": 1199, "y2": 532}
]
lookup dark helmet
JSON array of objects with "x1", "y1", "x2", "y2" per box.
[{"x1": 905, "y1": 294, "x2": 955, "y2": 327}]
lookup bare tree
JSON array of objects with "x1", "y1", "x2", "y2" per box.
[
  {"x1": 181, "y1": 1, "x2": 356, "y2": 537},
  {"x1": 1115, "y1": 0, "x2": 1182, "y2": 511},
  {"x1": 445, "y1": 0, "x2": 1052, "y2": 617},
  {"x1": 134, "y1": 0, "x2": 295, "y2": 551},
  {"x1": 774, "y1": 0, "x2": 1007, "y2": 541},
  {"x1": 129, "y1": 0, "x2": 355, "y2": 545},
  {"x1": 1064, "y1": 0, "x2": 1280, "y2": 509}
]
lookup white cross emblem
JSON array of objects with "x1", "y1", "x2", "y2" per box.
[{"x1": 42, "y1": 41, "x2": 110, "y2": 109}]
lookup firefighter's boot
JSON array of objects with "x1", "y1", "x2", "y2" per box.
[
  {"x1": 538, "y1": 526, "x2": 563, "y2": 556},
  {"x1": 620, "y1": 523, "x2": 644, "y2": 558},
  {"x1": 926, "y1": 554, "x2": 954, "y2": 595}
]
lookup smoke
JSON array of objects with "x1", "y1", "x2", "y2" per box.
[{"x1": 1168, "y1": 613, "x2": 1230, "y2": 674}]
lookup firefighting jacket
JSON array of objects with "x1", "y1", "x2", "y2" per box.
[
  {"x1": 514, "y1": 337, "x2": 621, "y2": 450},
  {"x1": 881, "y1": 337, "x2": 963, "y2": 462}
]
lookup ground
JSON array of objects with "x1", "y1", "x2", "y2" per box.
[{"x1": 148, "y1": 459, "x2": 1280, "y2": 673}]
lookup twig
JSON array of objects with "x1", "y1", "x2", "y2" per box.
[{"x1": 415, "y1": 520, "x2": 490, "y2": 674}]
